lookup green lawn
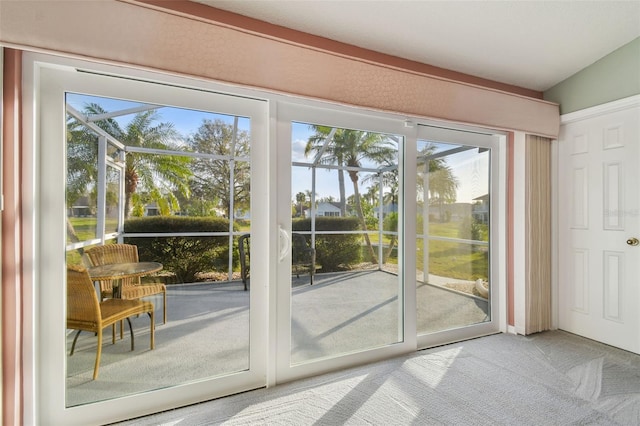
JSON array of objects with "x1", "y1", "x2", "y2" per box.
[
  {"x1": 66, "y1": 217, "x2": 119, "y2": 265},
  {"x1": 365, "y1": 221, "x2": 488, "y2": 280},
  {"x1": 67, "y1": 217, "x2": 97, "y2": 243},
  {"x1": 359, "y1": 221, "x2": 488, "y2": 281},
  {"x1": 417, "y1": 221, "x2": 488, "y2": 280}
]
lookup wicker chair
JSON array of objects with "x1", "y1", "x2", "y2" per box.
[
  {"x1": 67, "y1": 265, "x2": 155, "y2": 380},
  {"x1": 85, "y1": 244, "x2": 167, "y2": 324}
]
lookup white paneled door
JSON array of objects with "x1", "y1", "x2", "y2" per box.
[{"x1": 558, "y1": 97, "x2": 640, "y2": 354}]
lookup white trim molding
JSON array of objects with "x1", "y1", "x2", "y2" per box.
[{"x1": 561, "y1": 95, "x2": 640, "y2": 124}]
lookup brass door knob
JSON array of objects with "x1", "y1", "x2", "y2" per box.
[{"x1": 627, "y1": 237, "x2": 639, "y2": 246}]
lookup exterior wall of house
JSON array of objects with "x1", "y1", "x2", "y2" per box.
[
  {"x1": 544, "y1": 37, "x2": 640, "y2": 114},
  {"x1": 313, "y1": 202, "x2": 342, "y2": 218}
]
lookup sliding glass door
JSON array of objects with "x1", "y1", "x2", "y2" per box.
[
  {"x1": 36, "y1": 61, "x2": 269, "y2": 424},
  {"x1": 415, "y1": 126, "x2": 503, "y2": 347},
  {"x1": 30, "y1": 54, "x2": 505, "y2": 424},
  {"x1": 275, "y1": 104, "x2": 413, "y2": 382},
  {"x1": 274, "y1": 110, "x2": 504, "y2": 380}
]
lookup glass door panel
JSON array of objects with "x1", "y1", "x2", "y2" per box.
[
  {"x1": 288, "y1": 121, "x2": 403, "y2": 365},
  {"x1": 64, "y1": 93, "x2": 255, "y2": 406},
  {"x1": 415, "y1": 126, "x2": 500, "y2": 342},
  {"x1": 37, "y1": 61, "x2": 267, "y2": 424}
]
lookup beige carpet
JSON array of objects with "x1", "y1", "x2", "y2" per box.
[{"x1": 116, "y1": 331, "x2": 640, "y2": 425}]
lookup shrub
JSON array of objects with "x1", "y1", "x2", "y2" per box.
[
  {"x1": 124, "y1": 216, "x2": 236, "y2": 283},
  {"x1": 383, "y1": 212, "x2": 398, "y2": 232},
  {"x1": 293, "y1": 217, "x2": 361, "y2": 271},
  {"x1": 459, "y1": 216, "x2": 485, "y2": 241}
]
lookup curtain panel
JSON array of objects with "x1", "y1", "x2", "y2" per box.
[
  {"x1": 525, "y1": 135, "x2": 552, "y2": 334},
  {"x1": 1, "y1": 47, "x2": 23, "y2": 426}
]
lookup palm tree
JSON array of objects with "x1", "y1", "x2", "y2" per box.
[
  {"x1": 362, "y1": 184, "x2": 379, "y2": 207},
  {"x1": 66, "y1": 115, "x2": 98, "y2": 210},
  {"x1": 304, "y1": 189, "x2": 314, "y2": 213},
  {"x1": 295, "y1": 192, "x2": 306, "y2": 217},
  {"x1": 305, "y1": 126, "x2": 347, "y2": 216},
  {"x1": 66, "y1": 112, "x2": 107, "y2": 253},
  {"x1": 307, "y1": 128, "x2": 396, "y2": 263},
  {"x1": 76, "y1": 103, "x2": 193, "y2": 218},
  {"x1": 417, "y1": 143, "x2": 459, "y2": 222},
  {"x1": 381, "y1": 172, "x2": 400, "y2": 260},
  {"x1": 363, "y1": 169, "x2": 399, "y2": 261}
]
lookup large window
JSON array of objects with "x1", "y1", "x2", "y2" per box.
[
  {"x1": 64, "y1": 93, "x2": 257, "y2": 407},
  {"x1": 29, "y1": 54, "x2": 504, "y2": 424}
]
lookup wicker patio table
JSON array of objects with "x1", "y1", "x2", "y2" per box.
[{"x1": 88, "y1": 262, "x2": 163, "y2": 298}]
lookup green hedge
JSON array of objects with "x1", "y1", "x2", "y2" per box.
[
  {"x1": 124, "y1": 216, "x2": 235, "y2": 283},
  {"x1": 292, "y1": 217, "x2": 361, "y2": 271}
]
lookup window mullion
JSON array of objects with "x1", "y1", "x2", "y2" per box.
[{"x1": 96, "y1": 136, "x2": 107, "y2": 243}]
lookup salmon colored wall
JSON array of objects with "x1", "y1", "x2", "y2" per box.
[
  {"x1": 0, "y1": 0, "x2": 559, "y2": 137},
  {"x1": 2, "y1": 48, "x2": 23, "y2": 426}
]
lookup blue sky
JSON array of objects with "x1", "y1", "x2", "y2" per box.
[{"x1": 66, "y1": 93, "x2": 250, "y2": 141}]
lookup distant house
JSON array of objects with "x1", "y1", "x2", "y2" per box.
[
  {"x1": 472, "y1": 194, "x2": 490, "y2": 224},
  {"x1": 68, "y1": 196, "x2": 92, "y2": 217},
  {"x1": 144, "y1": 202, "x2": 160, "y2": 216},
  {"x1": 307, "y1": 202, "x2": 342, "y2": 218},
  {"x1": 234, "y1": 209, "x2": 251, "y2": 220}
]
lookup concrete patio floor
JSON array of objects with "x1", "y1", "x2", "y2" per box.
[{"x1": 66, "y1": 270, "x2": 488, "y2": 407}]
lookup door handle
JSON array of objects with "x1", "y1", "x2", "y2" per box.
[
  {"x1": 279, "y1": 225, "x2": 291, "y2": 261},
  {"x1": 626, "y1": 237, "x2": 639, "y2": 246}
]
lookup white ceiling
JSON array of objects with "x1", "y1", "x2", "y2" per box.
[{"x1": 197, "y1": 1, "x2": 640, "y2": 92}]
